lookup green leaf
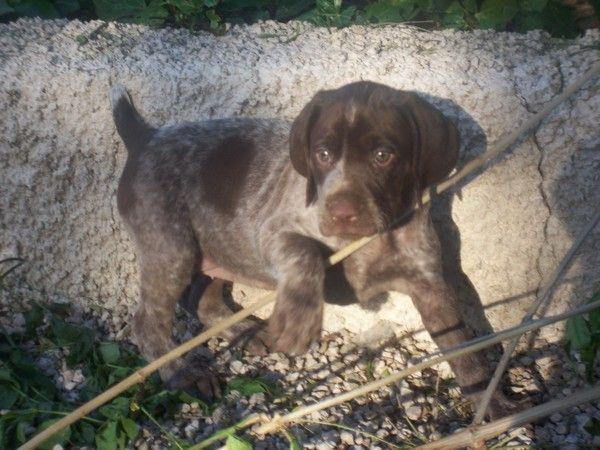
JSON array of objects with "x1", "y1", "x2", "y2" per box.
[
  {"x1": 137, "y1": 0, "x2": 169, "y2": 26},
  {"x1": 284, "y1": 430, "x2": 301, "y2": 450},
  {"x1": 204, "y1": 8, "x2": 220, "y2": 28},
  {"x1": 0, "y1": 385, "x2": 19, "y2": 409},
  {"x1": 24, "y1": 304, "x2": 43, "y2": 338},
  {"x1": 566, "y1": 315, "x2": 592, "y2": 350},
  {"x1": 513, "y1": 11, "x2": 546, "y2": 31},
  {"x1": 475, "y1": 0, "x2": 518, "y2": 29},
  {"x1": 80, "y1": 421, "x2": 97, "y2": 445},
  {"x1": 15, "y1": 420, "x2": 30, "y2": 444},
  {"x1": 94, "y1": 0, "x2": 168, "y2": 26},
  {"x1": 99, "y1": 396, "x2": 131, "y2": 420},
  {"x1": 99, "y1": 342, "x2": 121, "y2": 364},
  {"x1": 519, "y1": 0, "x2": 547, "y2": 12},
  {"x1": 226, "y1": 377, "x2": 275, "y2": 396},
  {"x1": 120, "y1": 417, "x2": 140, "y2": 440},
  {"x1": 226, "y1": 433, "x2": 253, "y2": 450},
  {"x1": 50, "y1": 318, "x2": 94, "y2": 365},
  {"x1": 165, "y1": 0, "x2": 200, "y2": 16},
  {"x1": 37, "y1": 420, "x2": 71, "y2": 450},
  {"x1": 580, "y1": 343, "x2": 598, "y2": 382},
  {"x1": 0, "y1": 367, "x2": 16, "y2": 384},
  {"x1": 9, "y1": 350, "x2": 57, "y2": 399},
  {"x1": 12, "y1": 0, "x2": 61, "y2": 18},
  {"x1": 55, "y1": 0, "x2": 82, "y2": 15},
  {"x1": 96, "y1": 420, "x2": 118, "y2": 450},
  {"x1": 0, "y1": 0, "x2": 15, "y2": 16},
  {"x1": 176, "y1": 390, "x2": 208, "y2": 412},
  {"x1": 274, "y1": 0, "x2": 314, "y2": 21},
  {"x1": 337, "y1": 5, "x2": 357, "y2": 27},
  {"x1": 364, "y1": 0, "x2": 417, "y2": 23},
  {"x1": 588, "y1": 293, "x2": 600, "y2": 333},
  {"x1": 586, "y1": 418, "x2": 600, "y2": 436},
  {"x1": 442, "y1": 1, "x2": 466, "y2": 29},
  {"x1": 461, "y1": 0, "x2": 477, "y2": 14}
]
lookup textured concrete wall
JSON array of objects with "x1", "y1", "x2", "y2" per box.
[{"x1": 1, "y1": 19, "x2": 598, "y2": 344}]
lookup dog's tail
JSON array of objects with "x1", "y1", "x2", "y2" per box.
[{"x1": 109, "y1": 85, "x2": 155, "y2": 155}]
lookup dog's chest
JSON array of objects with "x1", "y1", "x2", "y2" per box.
[{"x1": 337, "y1": 213, "x2": 440, "y2": 300}]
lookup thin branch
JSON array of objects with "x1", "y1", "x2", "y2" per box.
[
  {"x1": 417, "y1": 385, "x2": 600, "y2": 449},
  {"x1": 472, "y1": 207, "x2": 600, "y2": 424},
  {"x1": 254, "y1": 298, "x2": 600, "y2": 435},
  {"x1": 188, "y1": 414, "x2": 263, "y2": 450}
]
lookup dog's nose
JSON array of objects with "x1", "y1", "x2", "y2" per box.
[{"x1": 327, "y1": 197, "x2": 359, "y2": 222}]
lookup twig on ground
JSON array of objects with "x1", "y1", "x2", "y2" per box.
[
  {"x1": 298, "y1": 419, "x2": 404, "y2": 448},
  {"x1": 253, "y1": 299, "x2": 600, "y2": 435},
  {"x1": 189, "y1": 414, "x2": 263, "y2": 450},
  {"x1": 416, "y1": 385, "x2": 600, "y2": 449}
]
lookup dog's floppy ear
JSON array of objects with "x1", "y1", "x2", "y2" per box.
[
  {"x1": 403, "y1": 94, "x2": 460, "y2": 188},
  {"x1": 290, "y1": 92, "x2": 324, "y2": 205}
]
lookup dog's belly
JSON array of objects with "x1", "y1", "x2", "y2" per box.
[{"x1": 200, "y1": 256, "x2": 276, "y2": 290}]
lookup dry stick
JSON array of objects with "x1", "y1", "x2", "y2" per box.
[
  {"x1": 19, "y1": 61, "x2": 600, "y2": 450},
  {"x1": 189, "y1": 414, "x2": 264, "y2": 449},
  {"x1": 472, "y1": 207, "x2": 600, "y2": 425},
  {"x1": 418, "y1": 384, "x2": 600, "y2": 449},
  {"x1": 254, "y1": 298, "x2": 600, "y2": 435}
]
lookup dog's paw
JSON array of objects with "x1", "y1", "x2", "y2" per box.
[
  {"x1": 166, "y1": 366, "x2": 221, "y2": 402},
  {"x1": 469, "y1": 390, "x2": 521, "y2": 422},
  {"x1": 267, "y1": 299, "x2": 323, "y2": 355},
  {"x1": 242, "y1": 329, "x2": 270, "y2": 356}
]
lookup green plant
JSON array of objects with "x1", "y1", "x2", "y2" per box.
[
  {"x1": 225, "y1": 376, "x2": 277, "y2": 396},
  {"x1": 0, "y1": 0, "x2": 592, "y2": 37},
  {"x1": 566, "y1": 292, "x2": 600, "y2": 382},
  {"x1": 0, "y1": 303, "x2": 206, "y2": 449}
]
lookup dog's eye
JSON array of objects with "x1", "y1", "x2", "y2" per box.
[
  {"x1": 316, "y1": 148, "x2": 332, "y2": 165},
  {"x1": 373, "y1": 149, "x2": 394, "y2": 166}
]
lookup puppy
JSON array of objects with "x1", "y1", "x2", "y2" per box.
[{"x1": 110, "y1": 81, "x2": 510, "y2": 418}]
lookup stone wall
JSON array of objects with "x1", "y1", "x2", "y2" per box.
[{"x1": 1, "y1": 19, "x2": 598, "y2": 344}]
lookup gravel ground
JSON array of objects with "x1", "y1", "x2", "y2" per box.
[{"x1": 2, "y1": 280, "x2": 600, "y2": 449}]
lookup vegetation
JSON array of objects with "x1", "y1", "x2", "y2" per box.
[
  {"x1": 566, "y1": 292, "x2": 600, "y2": 382},
  {"x1": 0, "y1": 301, "x2": 276, "y2": 449},
  {"x1": 0, "y1": 0, "x2": 595, "y2": 38}
]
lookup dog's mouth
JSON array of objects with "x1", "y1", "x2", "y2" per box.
[{"x1": 319, "y1": 216, "x2": 380, "y2": 239}]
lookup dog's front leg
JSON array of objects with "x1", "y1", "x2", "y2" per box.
[
  {"x1": 266, "y1": 233, "x2": 325, "y2": 354},
  {"x1": 408, "y1": 278, "x2": 514, "y2": 419}
]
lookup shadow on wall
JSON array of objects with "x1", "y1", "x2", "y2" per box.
[{"x1": 537, "y1": 127, "x2": 600, "y2": 320}]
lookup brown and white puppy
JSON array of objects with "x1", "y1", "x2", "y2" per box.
[{"x1": 110, "y1": 81, "x2": 509, "y2": 418}]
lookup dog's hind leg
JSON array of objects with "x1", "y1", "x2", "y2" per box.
[
  {"x1": 131, "y1": 230, "x2": 220, "y2": 400},
  {"x1": 195, "y1": 277, "x2": 268, "y2": 355}
]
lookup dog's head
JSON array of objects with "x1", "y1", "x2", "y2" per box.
[{"x1": 290, "y1": 81, "x2": 459, "y2": 239}]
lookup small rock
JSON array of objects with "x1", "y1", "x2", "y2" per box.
[
  {"x1": 340, "y1": 431, "x2": 354, "y2": 445},
  {"x1": 305, "y1": 355, "x2": 319, "y2": 370},
  {"x1": 316, "y1": 369, "x2": 330, "y2": 379},
  {"x1": 230, "y1": 360, "x2": 244, "y2": 374},
  {"x1": 286, "y1": 372, "x2": 300, "y2": 382},
  {"x1": 376, "y1": 429, "x2": 389, "y2": 439},
  {"x1": 405, "y1": 405, "x2": 422, "y2": 421},
  {"x1": 550, "y1": 413, "x2": 563, "y2": 423}
]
